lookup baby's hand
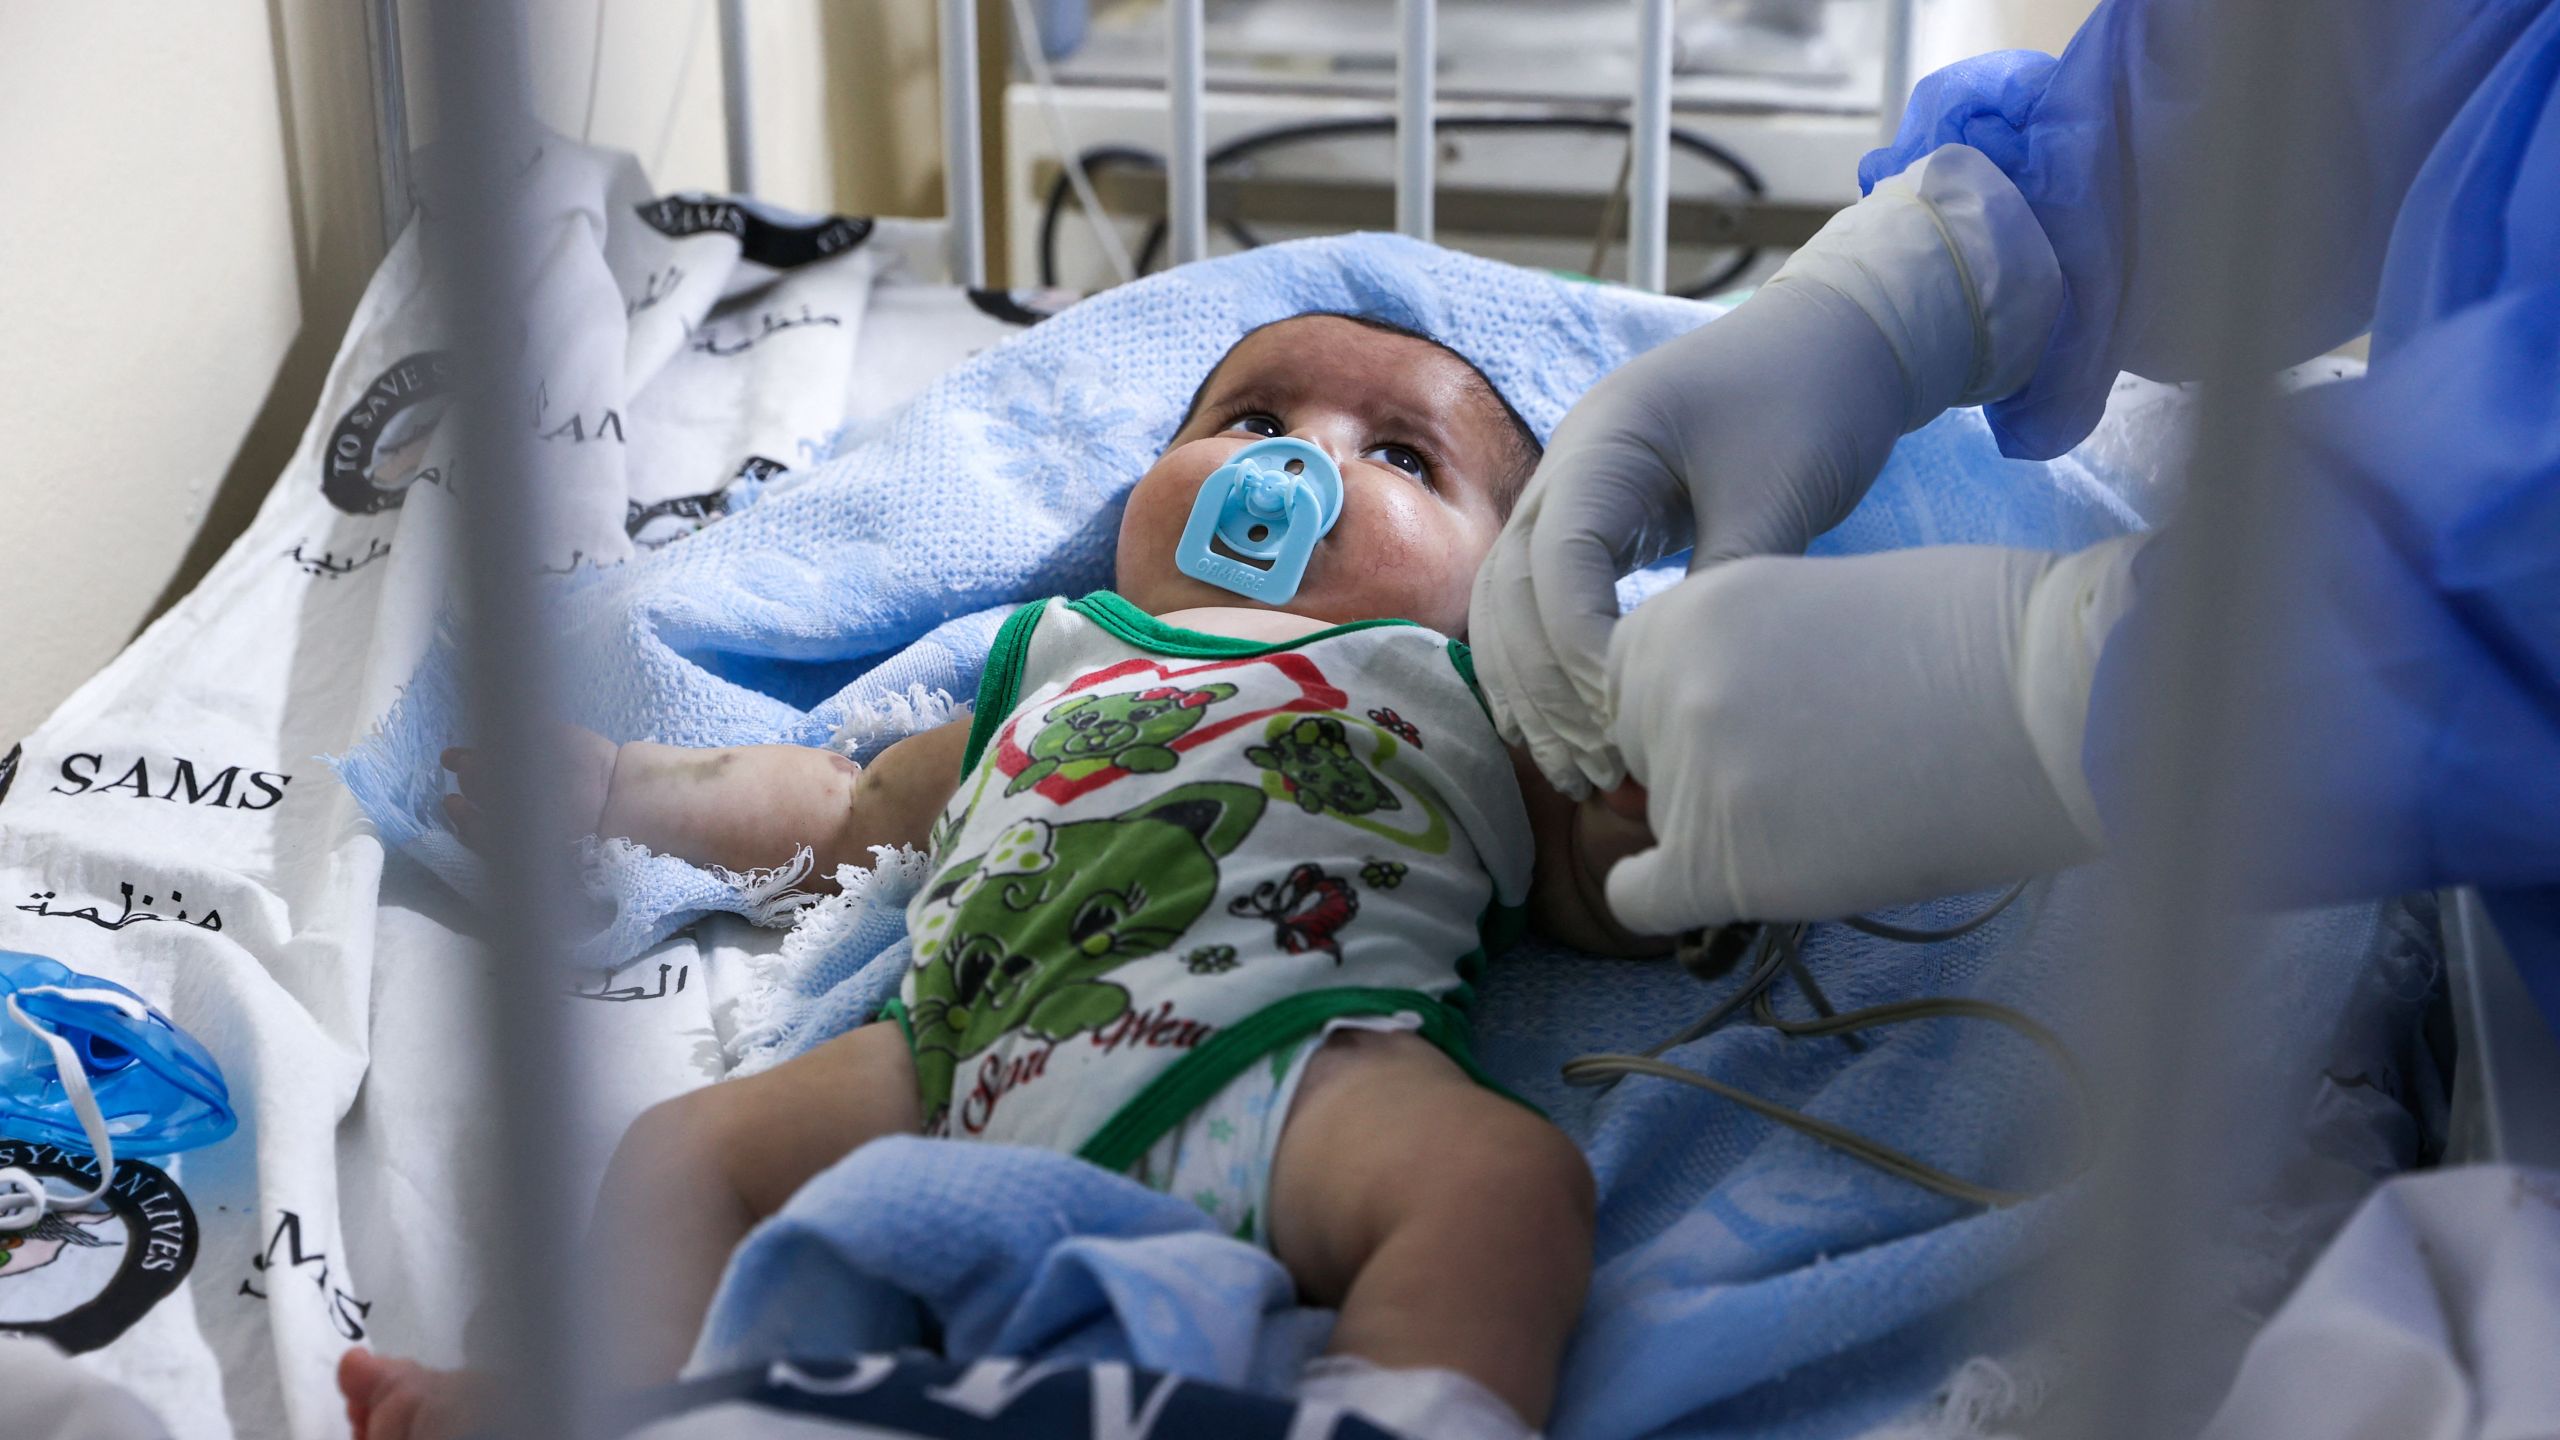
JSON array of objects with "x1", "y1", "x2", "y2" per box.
[
  {"x1": 338, "y1": 1347, "x2": 489, "y2": 1440},
  {"x1": 440, "y1": 727, "x2": 619, "y2": 850}
]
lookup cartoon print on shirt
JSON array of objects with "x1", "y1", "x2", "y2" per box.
[
  {"x1": 1227, "y1": 861, "x2": 1360, "y2": 963},
  {"x1": 906, "y1": 782, "x2": 1267, "y2": 1129},
  {"x1": 990, "y1": 649, "x2": 1345, "y2": 805},
  {"x1": 1247, "y1": 716, "x2": 1399, "y2": 818},
  {"x1": 1006, "y1": 682, "x2": 1238, "y2": 795},
  {"x1": 1365, "y1": 707, "x2": 1422, "y2": 747},
  {"x1": 1241, "y1": 712, "x2": 1453, "y2": 855}
]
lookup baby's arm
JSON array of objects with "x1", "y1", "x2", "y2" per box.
[
  {"x1": 445, "y1": 717, "x2": 973, "y2": 882},
  {"x1": 1514, "y1": 747, "x2": 1673, "y2": 957}
]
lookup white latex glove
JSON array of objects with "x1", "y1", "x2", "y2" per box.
[
  {"x1": 1471, "y1": 144, "x2": 2062, "y2": 796},
  {"x1": 1603, "y1": 535, "x2": 2143, "y2": 933}
]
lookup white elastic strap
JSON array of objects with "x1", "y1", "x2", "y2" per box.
[{"x1": 0, "y1": 988, "x2": 137, "y2": 1231}]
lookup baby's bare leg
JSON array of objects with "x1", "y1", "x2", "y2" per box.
[
  {"x1": 1265, "y1": 1032, "x2": 1595, "y2": 1429},
  {"x1": 592, "y1": 1019, "x2": 923, "y2": 1383},
  {"x1": 340, "y1": 1022, "x2": 923, "y2": 1440}
]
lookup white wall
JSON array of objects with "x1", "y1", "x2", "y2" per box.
[{"x1": 0, "y1": 2, "x2": 311, "y2": 745}]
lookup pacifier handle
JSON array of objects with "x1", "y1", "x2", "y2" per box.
[{"x1": 1174, "y1": 437, "x2": 1345, "y2": 606}]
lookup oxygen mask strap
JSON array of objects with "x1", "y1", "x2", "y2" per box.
[{"x1": 0, "y1": 987, "x2": 135, "y2": 1231}]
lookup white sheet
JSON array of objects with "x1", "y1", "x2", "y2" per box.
[{"x1": 0, "y1": 138, "x2": 1040, "y2": 1439}]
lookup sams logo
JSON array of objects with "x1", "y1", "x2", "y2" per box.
[
  {"x1": 323, "y1": 351, "x2": 452, "y2": 515},
  {"x1": 53, "y1": 753, "x2": 291, "y2": 810}
]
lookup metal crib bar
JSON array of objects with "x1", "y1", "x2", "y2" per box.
[
  {"x1": 1396, "y1": 0, "x2": 1435, "y2": 240},
  {"x1": 1167, "y1": 0, "x2": 1209, "y2": 265},
  {"x1": 1628, "y1": 0, "x2": 1674, "y2": 293},
  {"x1": 364, "y1": 0, "x2": 412, "y2": 256},
  {"x1": 719, "y1": 0, "x2": 759, "y2": 196},
  {"x1": 413, "y1": 5, "x2": 605, "y2": 1434},
  {"x1": 939, "y1": 0, "x2": 988, "y2": 285},
  {"x1": 1877, "y1": 0, "x2": 1916, "y2": 146}
]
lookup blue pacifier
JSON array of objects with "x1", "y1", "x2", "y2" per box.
[
  {"x1": 0, "y1": 951, "x2": 235, "y2": 1158},
  {"x1": 1174, "y1": 436, "x2": 1344, "y2": 606}
]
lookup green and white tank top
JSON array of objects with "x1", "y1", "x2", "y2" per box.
[{"x1": 891, "y1": 592, "x2": 1533, "y2": 1172}]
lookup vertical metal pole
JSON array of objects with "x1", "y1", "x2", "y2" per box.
[
  {"x1": 939, "y1": 0, "x2": 987, "y2": 285},
  {"x1": 1396, "y1": 0, "x2": 1435, "y2": 241},
  {"x1": 719, "y1": 0, "x2": 759, "y2": 195},
  {"x1": 1877, "y1": 0, "x2": 1915, "y2": 146},
  {"x1": 2046, "y1": 0, "x2": 2334, "y2": 1433},
  {"x1": 1166, "y1": 0, "x2": 1208, "y2": 265},
  {"x1": 1627, "y1": 0, "x2": 1673, "y2": 293},
  {"x1": 364, "y1": 0, "x2": 413, "y2": 254},
  {"x1": 415, "y1": 4, "x2": 599, "y2": 1437}
]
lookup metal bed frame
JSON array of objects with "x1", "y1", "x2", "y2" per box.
[
  {"x1": 363, "y1": 0, "x2": 1905, "y2": 289},
  {"x1": 353, "y1": 3, "x2": 2547, "y2": 1437}
]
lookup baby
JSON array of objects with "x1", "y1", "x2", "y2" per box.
[{"x1": 341, "y1": 313, "x2": 1664, "y2": 1440}]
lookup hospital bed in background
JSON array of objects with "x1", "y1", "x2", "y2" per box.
[{"x1": 0, "y1": 1, "x2": 2527, "y2": 1437}]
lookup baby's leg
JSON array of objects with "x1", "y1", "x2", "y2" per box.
[
  {"x1": 591, "y1": 1018, "x2": 924, "y2": 1382},
  {"x1": 340, "y1": 1021, "x2": 923, "y2": 1440},
  {"x1": 1265, "y1": 1031, "x2": 1595, "y2": 1430}
]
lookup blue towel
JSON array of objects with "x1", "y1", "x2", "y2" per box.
[{"x1": 333, "y1": 233, "x2": 2139, "y2": 966}]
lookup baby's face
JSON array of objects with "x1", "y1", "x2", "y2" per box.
[{"x1": 1114, "y1": 316, "x2": 1523, "y2": 637}]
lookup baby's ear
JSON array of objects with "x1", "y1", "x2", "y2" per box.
[{"x1": 1122, "y1": 782, "x2": 1266, "y2": 859}]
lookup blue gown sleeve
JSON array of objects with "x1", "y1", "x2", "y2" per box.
[
  {"x1": 1864, "y1": 0, "x2": 2549, "y2": 460},
  {"x1": 2082, "y1": 280, "x2": 2560, "y2": 911}
]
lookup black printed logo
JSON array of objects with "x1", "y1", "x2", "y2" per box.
[
  {"x1": 0, "y1": 1141, "x2": 198, "y2": 1354},
  {"x1": 240, "y1": 1209, "x2": 373, "y2": 1341},
  {"x1": 632, "y1": 1353, "x2": 1392, "y2": 1439},
  {"x1": 323, "y1": 352, "x2": 453, "y2": 515},
  {"x1": 633, "y1": 195, "x2": 874, "y2": 269},
  {"x1": 51, "y1": 752, "x2": 291, "y2": 811},
  {"x1": 625, "y1": 456, "x2": 784, "y2": 550}
]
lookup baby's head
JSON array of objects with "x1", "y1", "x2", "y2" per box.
[{"x1": 1114, "y1": 313, "x2": 1541, "y2": 636}]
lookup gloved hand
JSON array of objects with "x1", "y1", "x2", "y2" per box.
[
  {"x1": 1471, "y1": 144, "x2": 2063, "y2": 797},
  {"x1": 1602, "y1": 535, "x2": 2143, "y2": 934}
]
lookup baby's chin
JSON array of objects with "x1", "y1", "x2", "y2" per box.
[{"x1": 1114, "y1": 553, "x2": 1461, "y2": 632}]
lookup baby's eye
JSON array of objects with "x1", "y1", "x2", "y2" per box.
[
  {"x1": 1364, "y1": 444, "x2": 1427, "y2": 478},
  {"x1": 1228, "y1": 414, "x2": 1284, "y2": 439}
]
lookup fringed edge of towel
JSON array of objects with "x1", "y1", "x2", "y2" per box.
[
  {"x1": 579, "y1": 836, "x2": 823, "y2": 935},
  {"x1": 823, "y1": 684, "x2": 964, "y2": 762},
  {"x1": 725, "y1": 842, "x2": 934, "y2": 1074}
]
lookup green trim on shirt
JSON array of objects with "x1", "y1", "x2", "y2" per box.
[
  {"x1": 1075, "y1": 985, "x2": 1537, "y2": 1175},
  {"x1": 960, "y1": 599, "x2": 1053, "y2": 778},
  {"x1": 1444, "y1": 637, "x2": 1499, "y2": 727},
  {"x1": 876, "y1": 995, "x2": 917, "y2": 1049},
  {"x1": 1070, "y1": 590, "x2": 1419, "y2": 659}
]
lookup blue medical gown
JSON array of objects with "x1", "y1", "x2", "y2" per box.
[{"x1": 1867, "y1": 0, "x2": 2560, "y2": 1022}]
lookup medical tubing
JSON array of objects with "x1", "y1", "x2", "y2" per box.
[
  {"x1": 1038, "y1": 115, "x2": 1767, "y2": 296},
  {"x1": 1566, "y1": 883, "x2": 2089, "y2": 1208},
  {"x1": 1841, "y1": 880, "x2": 2030, "y2": 942},
  {"x1": 1008, "y1": 0, "x2": 1139, "y2": 283},
  {"x1": 1560, "y1": 1054, "x2": 2035, "y2": 1208}
]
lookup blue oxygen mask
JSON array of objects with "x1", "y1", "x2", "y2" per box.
[
  {"x1": 1173, "y1": 436, "x2": 1344, "y2": 606},
  {"x1": 0, "y1": 950, "x2": 237, "y2": 1231}
]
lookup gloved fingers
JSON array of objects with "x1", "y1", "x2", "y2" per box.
[
  {"x1": 1471, "y1": 582, "x2": 1600, "y2": 799},
  {"x1": 1470, "y1": 488, "x2": 1610, "y2": 798},
  {"x1": 1602, "y1": 841, "x2": 1739, "y2": 935}
]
